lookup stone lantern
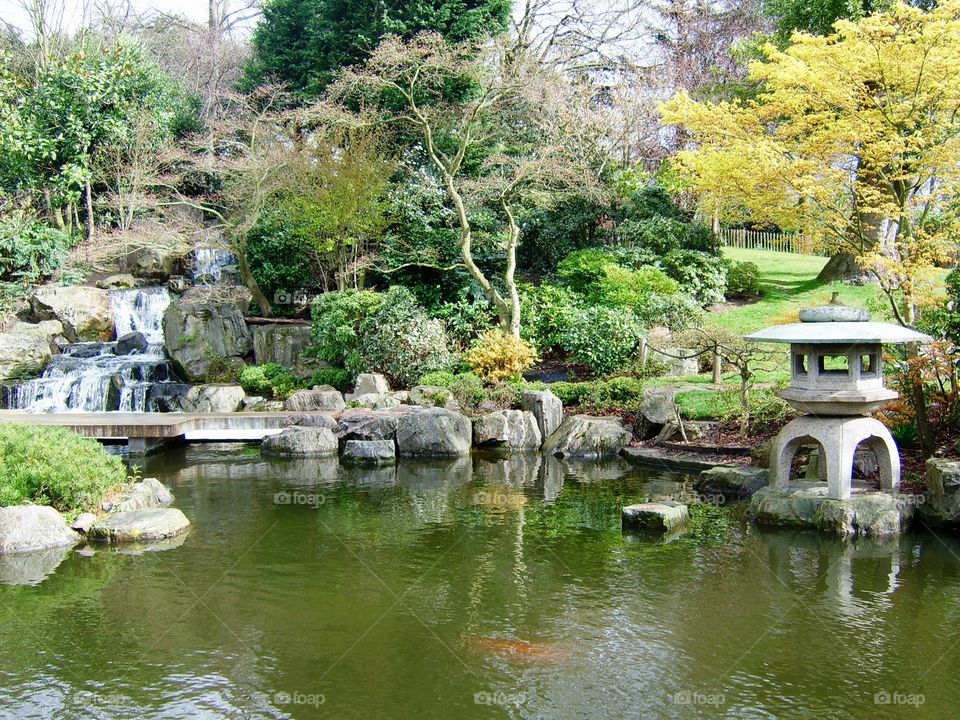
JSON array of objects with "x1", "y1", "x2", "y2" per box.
[{"x1": 745, "y1": 297, "x2": 931, "y2": 501}]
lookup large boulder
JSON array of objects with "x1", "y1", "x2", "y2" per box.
[
  {"x1": 472, "y1": 410, "x2": 542, "y2": 449},
  {"x1": 178, "y1": 384, "x2": 246, "y2": 413},
  {"x1": 252, "y1": 324, "x2": 314, "y2": 367},
  {"x1": 335, "y1": 408, "x2": 410, "y2": 445},
  {"x1": 637, "y1": 387, "x2": 679, "y2": 438},
  {"x1": 395, "y1": 407, "x2": 472, "y2": 457},
  {"x1": 120, "y1": 245, "x2": 181, "y2": 282},
  {"x1": 96, "y1": 273, "x2": 138, "y2": 290},
  {"x1": 163, "y1": 299, "x2": 252, "y2": 381},
  {"x1": 0, "y1": 320, "x2": 62, "y2": 380},
  {"x1": 89, "y1": 508, "x2": 191, "y2": 543},
  {"x1": 282, "y1": 413, "x2": 339, "y2": 430},
  {"x1": 283, "y1": 387, "x2": 345, "y2": 412},
  {"x1": 104, "y1": 478, "x2": 175, "y2": 513},
  {"x1": 522, "y1": 390, "x2": 563, "y2": 440},
  {"x1": 542, "y1": 415, "x2": 632, "y2": 459},
  {"x1": 353, "y1": 373, "x2": 390, "y2": 396},
  {"x1": 695, "y1": 466, "x2": 768, "y2": 500},
  {"x1": 749, "y1": 486, "x2": 915, "y2": 537},
  {"x1": 342, "y1": 439, "x2": 396, "y2": 466},
  {"x1": 115, "y1": 331, "x2": 149, "y2": 356},
  {"x1": 919, "y1": 459, "x2": 960, "y2": 529},
  {"x1": 145, "y1": 382, "x2": 192, "y2": 412},
  {"x1": 261, "y1": 427, "x2": 339, "y2": 457},
  {"x1": 0, "y1": 505, "x2": 80, "y2": 554},
  {"x1": 28, "y1": 286, "x2": 114, "y2": 341},
  {"x1": 409, "y1": 385, "x2": 453, "y2": 408}
]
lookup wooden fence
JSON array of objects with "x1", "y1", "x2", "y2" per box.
[{"x1": 717, "y1": 227, "x2": 821, "y2": 255}]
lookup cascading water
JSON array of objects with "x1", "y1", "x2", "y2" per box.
[
  {"x1": 188, "y1": 247, "x2": 239, "y2": 285},
  {"x1": 10, "y1": 287, "x2": 179, "y2": 413}
]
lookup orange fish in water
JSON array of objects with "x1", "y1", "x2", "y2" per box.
[{"x1": 466, "y1": 636, "x2": 569, "y2": 662}]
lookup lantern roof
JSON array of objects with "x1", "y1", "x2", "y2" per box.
[{"x1": 744, "y1": 295, "x2": 932, "y2": 345}]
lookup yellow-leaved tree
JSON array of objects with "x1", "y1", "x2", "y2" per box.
[{"x1": 661, "y1": 1, "x2": 960, "y2": 325}]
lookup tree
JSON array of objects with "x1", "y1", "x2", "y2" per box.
[
  {"x1": 274, "y1": 134, "x2": 393, "y2": 290},
  {"x1": 318, "y1": 33, "x2": 609, "y2": 336},
  {"x1": 661, "y1": 1, "x2": 960, "y2": 323},
  {"x1": 242, "y1": 0, "x2": 511, "y2": 98},
  {"x1": 763, "y1": 0, "x2": 937, "y2": 43}
]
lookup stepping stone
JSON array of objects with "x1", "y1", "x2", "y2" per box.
[
  {"x1": 89, "y1": 508, "x2": 190, "y2": 543},
  {"x1": 622, "y1": 502, "x2": 689, "y2": 533},
  {"x1": 342, "y1": 439, "x2": 396, "y2": 466}
]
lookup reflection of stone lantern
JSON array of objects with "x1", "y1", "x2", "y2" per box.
[{"x1": 745, "y1": 297, "x2": 931, "y2": 501}]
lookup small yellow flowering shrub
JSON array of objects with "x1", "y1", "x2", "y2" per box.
[{"x1": 464, "y1": 330, "x2": 538, "y2": 383}]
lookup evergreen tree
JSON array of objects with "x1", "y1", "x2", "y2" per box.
[{"x1": 242, "y1": 0, "x2": 511, "y2": 98}]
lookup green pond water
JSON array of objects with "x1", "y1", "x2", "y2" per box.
[{"x1": 2, "y1": 444, "x2": 960, "y2": 719}]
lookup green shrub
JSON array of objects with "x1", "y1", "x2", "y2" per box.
[
  {"x1": 447, "y1": 372, "x2": 486, "y2": 411},
  {"x1": 637, "y1": 293, "x2": 704, "y2": 330},
  {"x1": 616, "y1": 216, "x2": 714, "y2": 254},
  {"x1": 0, "y1": 424, "x2": 127, "y2": 512},
  {"x1": 562, "y1": 306, "x2": 645, "y2": 376},
  {"x1": 544, "y1": 376, "x2": 647, "y2": 410},
  {"x1": 659, "y1": 249, "x2": 727, "y2": 305},
  {"x1": 556, "y1": 249, "x2": 615, "y2": 294},
  {"x1": 725, "y1": 260, "x2": 762, "y2": 299},
  {"x1": 433, "y1": 295, "x2": 498, "y2": 349},
  {"x1": 358, "y1": 286, "x2": 456, "y2": 387},
  {"x1": 204, "y1": 354, "x2": 245, "y2": 384},
  {"x1": 0, "y1": 212, "x2": 73, "y2": 284},
  {"x1": 239, "y1": 363, "x2": 300, "y2": 399},
  {"x1": 309, "y1": 367, "x2": 353, "y2": 392},
  {"x1": 311, "y1": 290, "x2": 384, "y2": 371},
  {"x1": 519, "y1": 283, "x2": 581, "y2": 354},
  {"x1": 418, "y1": 370, "x2": 457, "y2": 387}
]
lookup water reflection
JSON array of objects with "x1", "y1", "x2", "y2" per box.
[{"x1": 0, "y1": 544, "x2": 73, "y2": 586}]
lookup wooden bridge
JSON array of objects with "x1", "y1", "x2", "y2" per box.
[{"x1": 0, "y1": 411, "x2": 294, "y2": 454}]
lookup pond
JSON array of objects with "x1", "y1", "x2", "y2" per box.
[{"x1": 1, "y1": 444, "x2": 959, "y2": 719}]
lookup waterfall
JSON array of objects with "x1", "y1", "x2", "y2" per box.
[
  {"x1": 10, "y1": 287, "x2": 180, "y2": 413},
  {"x1": 188, "y1": 247, "x2": 239, "y2": 285}
]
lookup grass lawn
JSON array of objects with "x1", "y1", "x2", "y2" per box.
[{"x1": 708, "y1": 247, "x2": 886, "y2": 335}]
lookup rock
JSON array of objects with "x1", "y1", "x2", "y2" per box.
[
  {"x1": 751, "y1": 438, "x2": 774, "y2": 468},
  {"x1": 283, "y1": 413, "x2": 339, "y2": 430},
  {"x1": 167, "y1": 275, "x2": 190, "y2": 294},
  {"x1": 335, "y1": 409, "x2": 408, "y2": 444},
  {"x1": 342, "y1": 439, "x2": 396, "y2": 465},
  {"x1": 121, "y1": 245, "x2": 181, "y2": 282},
  {"x1": 622, "y1": 502, "x2": 689, "y2": 533},
  {"x1": 178, "y1": 384, "x2": 246, "y2": 413},
  {"x1": 145, "y1": 382, "x2": 191, "y2": 412},
  {"x1": 409, "y1": 385, "x2": 451, "y2": 407},
  {"x1": 695, "y1": 466, "x2": 768, "y2": 499},
  {"x1": 637, "y1": 387, "x2": 679, "y2": 438},
  {"x1": 283, "y1": 387, "x2": 345, "y2": 412},
  {"x1": 0, "y1": 505, "x2": 80, "y2": 554},
  {"x1": 748, "y1": 486, "x2": 915, "y2": 537},
  {"x1": 655, "y1": 420, "x2": 716, "y2": 444},
  {"x1": 293, "y1": 355, "x2": 329, "y2": 379},
  {"x1": 521, "y1": 390, "x2": 563, "y2": 440},
  {"x1": 926, "y1": 458, "x2": 960, "y2": 496},
  {"x1": 96, "y1": 273, "x2": 137, "y2": 290},
  {"x1": 242, "y1": 396, "x2": 285, "y2": 412},
  {"x1": 853, "y1": 447, "x2": 880, "y2": 478},
  {"x1": 261, "y1": 427, "x2": 339, "y2": 456},
  {"x1": 162, "y1": 299, "x2": 251, "y2": 381},
  {"x1": 89, "y1": 508, "x2": 191, "y2": 543},
  {"x1": 71, "y1": 513, "x2": 97, "y2": 533},
  {"x1": 0, "y1": 320, "x2": 62, "y2": 380},
  {"x1": 252, "y1": 324, "x2": 314, "y2": 367},
  {"x1": 919, "y1": 458, "x2": 960, "y2": 529},
  {"x1": 28, "y1": 286, "x2": 114, "y2": 341},
  {"x1": 395, "y1": 407, "x2": 472, "y2": 457},
  {"x1": 107, "y1": 478, "x2": 175, "y2": 513},
  {"x1": 799, "y1": 305, "x2": 870, "y2": 323},
  {"x1": 354, "y1": 373, "x2": 390, "y2": 396},
  {"x1": 472, "y1": 410, "x2": 542, "y2": 449},
  {"x1": 542, "y1": 415, "x2": 632, "y2": 459},
  {"x1": 661, "y1": 347, "x2": 700, "y2": 376},
  {"x1": 115, "y1": 331, "x2": 148, "y2": 356}
]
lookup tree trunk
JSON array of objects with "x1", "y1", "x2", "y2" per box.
[
  {"x1": 739, "y1": 371, "x2": 751, "y2": 437},
  {"x1": 84, "y1": 180, "x2": 95, "y2": 242},
  {"x1": 236, "y1": 250, "x2": 274, "y2": 317},
  {"x1": 712, "y1": 350, "x2": 722, "y2": 386},
  {"x1": 906, "y1": 342, "x2": 935, "y2": 460}
]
